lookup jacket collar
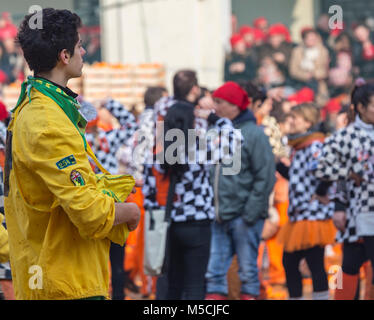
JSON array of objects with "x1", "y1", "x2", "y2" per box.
[
  {"x1": 232, "y1": 109, "x2": 256, "y2": 125},
  {"x1": 34, "y1": 76, "x2": 78, "y2": 99}
]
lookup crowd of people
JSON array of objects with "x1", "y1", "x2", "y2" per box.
[
  {"x1": 226, "y1": 14, "x2": 374, "y2": 124},
  {"x1": 0, "y1": 12, "x2": 25, "y2": 87},
  {"x1": 0, "y1": 11, "x2": 101, "y2": 90},
  {"x1": 0, "y1": 8, "x2": 374, "y2": 301}
]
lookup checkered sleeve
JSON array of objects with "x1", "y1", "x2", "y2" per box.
[
  {"x1": 105, "y1": 99, "x2": 139, "y2": 146},
  {"x1": 131, "y1": 110, "x2": 155, "y2": 180},
  {"x1": 205, "y1": 118, "x2": 243, "y2": 164},
  {"x1": 142, "y1": 164, "x2": 160, "y2": 210},
  {"x1": 314, "y1": 130, "x2": 351, "y2": 181}
]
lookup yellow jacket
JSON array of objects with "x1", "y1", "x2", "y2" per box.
[
  {"x1": 4, "y1": 88, "x2": 129, "y2": 300},
  {"x1": 0, "y1": 213, "x2": 9, "y2": 263}
]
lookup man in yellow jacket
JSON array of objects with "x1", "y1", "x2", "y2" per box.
[{"x1": 4, "y1": 8, "x2": 140, "y2": 300}]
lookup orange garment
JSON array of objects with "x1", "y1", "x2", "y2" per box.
[
  {"x1": 334, "y1": 273, "x2": 359, "y2": 300},
  {"x1": 97, "y1": 120, "x2": 113, "y2": 132},
  {"x1": 124, "y1": 187, "x2": 144, "y2": 275},
  {"x1": 277, "y1": 220, "x2": 336, "y2": 253},
  {"x1": 153, "y1": 167, "x2": 170, "y2": 207},
  {"x1": 124, "y1": 187, "x2": 156, "y2": 296},
  {"x1": 265, "y1": 201, "x2": 289, "y2": 284},
  {"x1": 274, "y1": 174, "x2": 288, "y2": 207},
  {"x1": 0, "y1": 149, "x2": 4, "y2": 169}
]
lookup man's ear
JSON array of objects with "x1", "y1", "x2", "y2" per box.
[{"x1": 59, "y1": 49, "x2": 71, "y2": 65}]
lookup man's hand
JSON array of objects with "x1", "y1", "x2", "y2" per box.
[
  {"x1": 333, "y1": 211, "x2": 347, "y2": 232},
  {"x1": 114, "y1": 202, "x2": 141, "y2": 231},
  {"x1": 131, "y1": 180, "x2": 144, "y2": 194},
  {"x1": 266, "y1": 87, "x2": 284, "y2": 102},
  {"x1": 198, "y1": 96, "x2": 216, "y2": 111},
  {"x1": 194, "y1": 108, "x2": 212, "y2": 120}
]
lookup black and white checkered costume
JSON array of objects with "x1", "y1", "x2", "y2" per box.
[
  {"x1": 154, "y1": 96, "x2": 208, "y2": 130},
  {"x1": 85, "y1": 99, "x2": 138, "y2": 174},
  {"x1": 314, "y1": 116, "x2": 374, "y2": 243},
  {"x1": 288, "y1": 140, "x2": 334, "y2": 222},
  {"x1": 143, "y1": 110, "x2": 243, "y2": 223},
  {"x1": 120, "y1": 107, "x2": 155, "y2": 181}
]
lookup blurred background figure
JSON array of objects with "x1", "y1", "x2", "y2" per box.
[{"x1": 224, "y1": 33, "x2": 256, "y2": 83}]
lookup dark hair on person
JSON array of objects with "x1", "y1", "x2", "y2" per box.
[
  {"x1": 161, "y1": 102, "x2": 195, "y2": 178},
  {"x1": 241, "y1": 81, "x2": 266, "y2": 104},
  {"x1": 270, "y1": 99, "x2": 290, "y2": 123},
  {"x1": 16, "y1": 8, "x2": 82, "y2": 75},
  {"x1": 144, "y1": 86, "x2": 167, "y2": 107},
  {"x1": 338, "y1": 103, "x2": 355, "y2": 125},
  {"x1": 351, "y1": 78, "x2": 374, "y2": 116},
  {"x1": 173, "y1": 70, "x2": 198, "y2": 100}
]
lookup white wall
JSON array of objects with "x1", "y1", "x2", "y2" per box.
[
  {"x1": 232, "y1": 0, "x2": 316, "y2": 43},
  {"x1": 100, "y1": 0, "x2": 231, "y2": 90}
]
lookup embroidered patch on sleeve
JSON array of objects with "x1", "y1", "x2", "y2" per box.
[
  {"x1": 70, "y1": 170, "x2": 85, "y2": 186},
  {"x1": 56, "y1": 155, "x2": 77, "y2": 170}
]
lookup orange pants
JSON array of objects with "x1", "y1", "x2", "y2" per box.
[
  {"x1": 125, "y1": 187, "x2": 156, "y2": 296},
  {"x1": 258, "y1": 201, "x2": 289, "y2": 284}
]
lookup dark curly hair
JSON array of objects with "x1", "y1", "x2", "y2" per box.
[
  {"x1": 351, "y1": 80, "x2": 374, "y2": 116},
  {"x1": 16, "y1": 8, "x2": 82, "y2": 75}
]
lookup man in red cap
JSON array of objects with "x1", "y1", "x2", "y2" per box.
[
  {"x1": 287, "y1": 87, "x2": 315, "y2": 106},
  {"x1": 224, "y1": 34, "x2": 256, "y2": 83},
  {"x1": 205, "y1": 81, "x2": 276, "y2": 300}
]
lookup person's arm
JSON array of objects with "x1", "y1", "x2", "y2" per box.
[
  {"x1": 243, "y1": 128, "x2": 276, "y2": 224},
  {"x1": 21, "y1": 105, "x2": 139, "y2": 245},
  {"x1": 105, "y1": 99, "x2": 139, "y2": 146},
  {"x1": 131, "y1": 110, "x2": 155, "y2": 181},
  {"x1": 114, "y1": 202, "x2": 140, "y2": 229},
  {"x1": 332, "y1": 180, "x2": 349, "y2": 232},
  {"x1": 313, "y1": 131, "x2": 351, "y2": 181}
]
